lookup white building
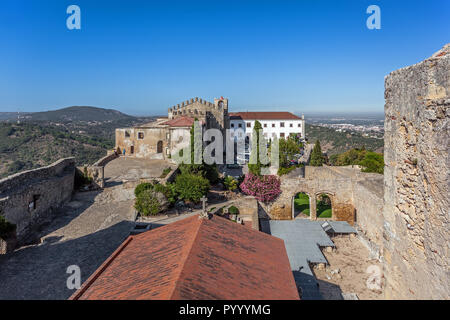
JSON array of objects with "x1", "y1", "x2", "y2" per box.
[{"x1": 228, "y1": 112, "x2": 305, "y2": 141}]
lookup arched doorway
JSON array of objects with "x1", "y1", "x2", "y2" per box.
[
  {"x1": 157, "y1": 141, "x2": 163, "y2": 153},
  {"x1": 316, "y1": 193, "x2": 332, "y2": 219},
  {"x1": 292, "y1": 192, "x2": 311, "y2": 219}
]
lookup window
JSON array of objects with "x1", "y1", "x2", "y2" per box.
[
  {"x1": 231, "y1": 123, "x2": 235, "y2": 128},
  {"x1": 264, "y1": 123, "x2": 267, "y2": 128},
  {"x1": 138, "y1": 132, "x2": 144, "y2": 139},
  {"x1": 280, "y1": 133, "x2": 285, "y2": 138},
  {"x1": 298, "y1": 123, "x2": 301, "y2": 127},
  {"x1": 246, "y1": 122, "x2": 251, "y2": 128},
  {"x1": 272, "y1": 123, "x2": 275, "y2": 127},
  {"x1": 290, "y1": 123, "x2": 293, "y2": 128},
  {"x1": 130, "y1": 146, "x2": 134, "y2": 154},
  {"x1": 238, "y1": 123, "x2": 242, "y2": 128},
  {"x1": 280, "y1": 122, "x2": 285, "y2": 127},
  {"x1": 125, "y1": 131, "x2": 130, "y2": 137}
]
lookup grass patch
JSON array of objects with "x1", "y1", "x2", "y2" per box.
[
  {"x1": 317, "y1": 202, "x2": 332, "y2": 218},
  {"x1": 294, "y1": 193, "x2": 310, "y2": 216}
]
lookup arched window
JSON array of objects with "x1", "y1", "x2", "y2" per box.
[{"x1": 157, "y1": 141, "x2": 163, "y2": 153}]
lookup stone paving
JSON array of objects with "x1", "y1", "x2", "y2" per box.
[{"x1": 104, "y1": 157, "x2": 175, "y2": 186}]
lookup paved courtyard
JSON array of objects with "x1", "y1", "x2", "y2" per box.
[
  {"x1": 0, "y1": 187, "x2": 136, "y2": 299},
  {"x1": 104, "y1": 157, "x2": 175, "y2": 186}
]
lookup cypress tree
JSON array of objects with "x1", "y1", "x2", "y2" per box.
[{"x1": 310, "y1": 140, "x2": 323, "y2": 166}]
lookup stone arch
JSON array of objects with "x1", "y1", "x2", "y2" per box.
[
  {"x1": 314, "y1": 191, "x2": 336, "y2": 220},
  {"x1": 291, "y1": 190, "x2": 314, "y2": 220}
]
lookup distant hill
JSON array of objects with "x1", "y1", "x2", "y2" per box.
[
  {"x1": 0, "y1": 106, "x2": 157, "y2": 178},
  {"x1": 305, "y1": 124, "x2": 384, "y2": 155},
  {"x1": 26, "y1": 106, "x2": 134, "y2": 122}
]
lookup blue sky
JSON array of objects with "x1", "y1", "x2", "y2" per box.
[{"x1": 0, "y1": 0, "x2": 448, "y2": 116}]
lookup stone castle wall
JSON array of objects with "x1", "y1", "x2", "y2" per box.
[
  {"x1": 383, "y1": 44, "x2": 449, "y2": 299},
  {"x1": 168, "y1": 97, "x2": 228, "y2": 131},
  {"x1": 0, "y1": 158, "x2": 75, "y2": 243},
  {"x1": 266, "y1": 166, "x2": 384, "y2": 236}
]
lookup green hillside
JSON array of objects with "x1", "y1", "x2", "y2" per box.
[
  {"x1": 305, "y1": 124, "x2": 384, "y2": 156},
  {"x1": 27, "y1": 106, "x2": 134, "y2": 122}
]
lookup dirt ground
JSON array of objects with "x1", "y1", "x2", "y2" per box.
[{"x1": 313, "y1": 235, "x2": 384, "y2": 300}]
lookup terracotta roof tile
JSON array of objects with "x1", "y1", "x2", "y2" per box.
[
  {"x1": 161, "y1": 116, "x2": 196, "y2": 127},
  {"x1": 70, "y1": 215, "x2": 299, "y2": 300}
]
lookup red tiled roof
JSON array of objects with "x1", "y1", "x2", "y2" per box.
[
  {"x1": 229, "y1": 112, "x2": 301, "y2": 120},
  {"x1": 69, "y1": 215, "x2": 299, "y2": 300},
  {"x1": 161, "y1": 116, "x2": 195, "y2": 127}
]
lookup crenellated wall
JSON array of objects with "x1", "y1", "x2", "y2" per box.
[
  {"x1": 0, "y1": 158, "x2": 75, "y2": 243},
  {"x1": 168, "y1": 97, "x2": 228, "y2": 131},
  {"x1": 383, "y1": 44, "x2": 449, "y2": 299}
]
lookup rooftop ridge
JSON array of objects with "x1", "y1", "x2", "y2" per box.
[{"x1": 168, "y1": 215, "x2": 204, "y2": 299}]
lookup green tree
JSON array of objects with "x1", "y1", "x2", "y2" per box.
[
  {"x1": 248, "y1": 121, "x2": 269, "y2": 175},
  {"x1": 359, "y1": 151, "x2": 384, "y2": 174},
  {"x1": 310, "y1": 140, "x2": 324, "y2": 166}
]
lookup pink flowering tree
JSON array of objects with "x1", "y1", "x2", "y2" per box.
[{"x1": 239, "y1": 173, "x2": 281, "y2": 203}]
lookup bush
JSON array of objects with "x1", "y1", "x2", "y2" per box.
[
  {"x1": 179, "y1": 163, "x2": 219, "y2": 184},
  {"x1": 223, "y1": 176, "x2": 238, "y2": 191},
  {"x1": 0, "y1": 215, "x2": 16, "y2": 239},
  {"x1": 228, "y1": 205, "x2": 239, "y2": 215},
  {"x1": 134, "y1": 190, "x2": 161, "y2": 216},
  {"x1": 359, "y1": 151, "x2": 384, "y2": 174},
  {"x1": 174, "y1": 173, "x2": 210, "y2": 203},
  {"x1": 240, "y1": 173, "x2": 281, "y2": 203},
  {"x1": 134, "y1": 182, "x2": 154, "y2": 197},
  {"x1": 153, "y1": 182, "x2": 177, "y2": 205}
]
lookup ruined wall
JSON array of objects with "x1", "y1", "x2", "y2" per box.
[
  {"x1": 268, "y1": 166, "x2": 384, "y2": 253},
  {"x1": 353, "y1": 177, "x2": 384, "y2": 258},
  {"x1": 383, "y1": 44, "x2": 449, "y2": 299},
  {"x1": 115, "y1": 127, "x2": 169, "y2": 159},
  {"x1": 0, "y1": 158, "x2": 75, "y2": 243}
]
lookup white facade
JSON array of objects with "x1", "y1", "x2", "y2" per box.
[{"x1": 229, "y1": 115, "x2": 305, "y2": 141}]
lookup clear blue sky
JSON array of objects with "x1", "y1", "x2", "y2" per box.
[{"x1": 0, "y1": 0, "x2": 448, "y2": 116}]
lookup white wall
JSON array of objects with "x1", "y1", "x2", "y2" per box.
[{"x1": 229, "y1": 118, "x2": 305, "y2": 140}]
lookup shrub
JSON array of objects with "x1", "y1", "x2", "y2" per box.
[
  {"x1": 240, "y1": 173, "x2": 281, "y2": 203},
  {"x1": 153, "y1": 182, "x2": 177, "y2": 205},
  {"x1": 0, "y1": 215, "x2": 16, "y2": 239},
  {"x1": 223, "y1": 176, "x2": 238, "y2": 191},
  {"x1": 174, "y1": 173, "x2": 210, "y2": 203},
  {"x1": 359, "y1": 151, "x2": 384, "y2": 174},
  {"x1": 179, "y1": 163, "x2": 219, "y2": 184},
  {"x1": 134, "y1": 190, "x2": 161, "y2": 216},
  {"x1": 134, "y1": 182, "x2": 154, "y2": 197},
  {"x1": 228, "y1": 205, "x2": 239, "y2": 215}
]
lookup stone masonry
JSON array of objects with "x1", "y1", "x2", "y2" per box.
[
  {"x1": 383, "y1": 44, "x2": 449, "y2": 299},
  {"x1": 0, "y1": 158, "x2": 75, "y2": 244}
]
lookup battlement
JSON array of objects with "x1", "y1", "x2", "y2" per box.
[{"x1": 168, "y1": 97, "x2": 228, "y2": 118}]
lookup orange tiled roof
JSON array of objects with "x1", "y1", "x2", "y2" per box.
[
  {"x1": 69, "y1": 215, "x2": 299, "y2": 300},
  {"x1": 161, "y1": 116, "x2": 195, "y2": 127},
  {"x1": 229, "y1": 111, "x2": 301, "y2": 120}
]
